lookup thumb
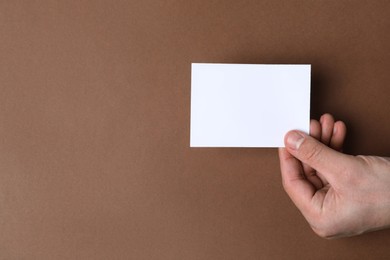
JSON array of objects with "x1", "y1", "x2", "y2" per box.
[{"x1": 284, "y1": 130, "x2": 350, "y2": 181}]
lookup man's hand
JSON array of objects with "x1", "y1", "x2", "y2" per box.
[{"x1": 279, "y1": 114, "x2": 390, "y2": 238}]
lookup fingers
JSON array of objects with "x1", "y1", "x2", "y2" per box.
[
  {"x1": 310, "y1": 119, "x2": 321, "y2": 140},
  {"x1": 319, "y1": 113, "x2": 347, "y2": 151},
  {"x1": 330, "y1": 121, "x2": 347, "y2": 152},
  {"x1": 278, "y1": 148, "x2": 317, "y2": 215},
  {"x1": 284, "y1": 130, "x2": 351, "y2": 184},
  {"x1": 320, "y1": 114, "x2": 335, "y2": 145},
  {"x1": 302, "y1": 120, "x2": 323, "y2": 189}
]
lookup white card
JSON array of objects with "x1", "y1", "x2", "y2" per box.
[{"x1": 190, "y1": 63, "x2": 311, "y2": 147}]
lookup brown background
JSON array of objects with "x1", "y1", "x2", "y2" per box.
[{"x1": 1, "y1": 0, "x2": 390, "y2": 259}]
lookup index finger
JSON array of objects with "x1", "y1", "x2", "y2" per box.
[{"x1": 278, "y1": 147, "x2": 318, "y2": 216}]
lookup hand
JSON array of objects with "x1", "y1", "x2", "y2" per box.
[{"x1": 278, "y1": 114, "x2": 390, "y2": 238}]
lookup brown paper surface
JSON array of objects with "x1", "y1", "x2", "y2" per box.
[{"x1": 1, "y1": 1, "x2": 389, "y2": 259}]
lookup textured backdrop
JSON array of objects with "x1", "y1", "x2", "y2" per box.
[{"x1": 0, "y1": 1, "x2": 389, "y2": 259}]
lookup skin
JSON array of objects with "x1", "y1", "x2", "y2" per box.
[{"x1": 278, "y1": 113, "x2": 390, "y2": 238}]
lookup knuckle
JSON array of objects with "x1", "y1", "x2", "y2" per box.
[
  {"x1": 308, "y1": 214, "x2": 338, "y2": 239},
  {"x1": 312, "y1": 226, "x2": 335, "y2": 239},
  {"x1": 356, "y1": 155, "x2": 372, "y2": 166},
  {"x1": 310, "y1": 220, "x2": 337, "y2": 239},
  {"x1": 281, "y1": 178, "x2": 294, "y2": 194}
]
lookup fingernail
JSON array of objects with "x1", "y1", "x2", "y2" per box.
[
  {"x1": 333, "y1": 125, "x2": 337, "y2": 135},
  {"x1": 286, "y1": 131, "x2": 305, "y2": 150}
]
